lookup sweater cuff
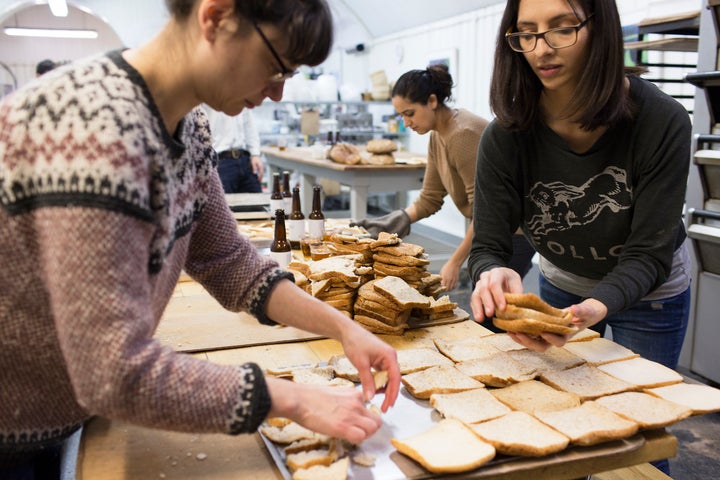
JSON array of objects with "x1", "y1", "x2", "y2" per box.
[
  {"x1": 227, "y1": 363, "x2": 271, "y2": 435},
  {"x1": 588, "y1": 283, "x2": 626, "y2": 316},
  {"x1": 249, "y1": 268, "x2": 295, "y2": 326}
]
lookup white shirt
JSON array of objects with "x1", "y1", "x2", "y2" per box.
[{"x1": 202, "y1": 107, "x2": 261, "y2": 157}]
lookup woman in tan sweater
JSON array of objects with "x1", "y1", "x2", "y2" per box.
[{"x1": 354, "y1": 65, "x2": 535, "y2": 291}]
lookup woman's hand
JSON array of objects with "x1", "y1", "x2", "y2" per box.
[
  {"x1": 439, "y1": 260, "x2": 461, "y2": 291},
  {"x1": 339, "y1": 322, "x2": 400, "y2": 413},
  {"x1": 505, "y1": 298, "x2": 608, "y2": 352},
  {"x1": 266, "y1": 377, "x2": 383, "y2": 445},
  {"x1": 470, "y1": 267, "x2": 523, "y2": 321}
]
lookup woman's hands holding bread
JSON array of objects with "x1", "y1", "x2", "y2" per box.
[
  {"x1": 266, "y1": 377, "x2": 384, "y2": 445},
  {"x1": 471, "y1": 267, "x2": 606, "y2": 351}
]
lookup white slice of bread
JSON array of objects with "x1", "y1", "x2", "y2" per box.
[
  {"x1": 595, "y1": 391, "x2": 692, "y2": 429},
  {"x1": 430, "y1": 388, "x2": 511, "y2": 424},
  {"x1": 455, "y1": 351, "x2": 537, "y2": 387},
  {"x1": 433, "y1": 337, "x2": 501, "y2": 363},
  {"x1": 481, "y1": 333, "x2": 527, "y2": 351},
  {"x1": 391, "y1": 418, "x2": 496, "y2": 473},
  {"x1": 292, "y1": 456, "x2": 349, "y2": 480},
  {"x1": 597, "y1": 357, "x2": 683, "y2": 389},
  {"x1": 401, "y1": 365, "x2": 485, "y2": 399},
  {"x1": 563, "y1": 338, "x2": 639, "y2": 365},
  {"x1": 284, "y1": 436, "x2": 332, "y2": 455},
  {"x1": 286, "y1": 448, "x2": 336, "y2": 472},
  {"x1": 645, "y1": 383, "x2": 720, "y2": 415},
  {"x1": 291, "y1": 366, "x2": 355, "y2": 388},
  {"x1": 507, "y1": 347, "x2": 585, "y2": 375},
  {"x1": 396, "y1": 347, "x2": 455, "y2": 374},
  {"x1": 540, "y1": 364, "x2": 635, "y2": 401},
  {"x1": 533, "y1": 401, "x2": 639, "y2": 446},
  {"x1": 490, "y1": 380, "x2": 581, "y2": 414},
  {"x1": 470, "y1": 411, "x2": 570, "y2": 457}
]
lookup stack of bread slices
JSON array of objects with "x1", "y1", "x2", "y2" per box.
[{"x1": 354, "y1": 276, "x2": 431, "y2": 334}]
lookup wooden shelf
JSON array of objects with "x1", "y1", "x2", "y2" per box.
[
  {"x1": 624, "y1": 37, "x2": 698, "y2": 53},
  {"x1": 637, "y1": 10, "x2": 700, "y2": 35}
]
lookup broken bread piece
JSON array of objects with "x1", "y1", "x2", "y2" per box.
[
  {"x1": 391, "y1": 418, "x2": 496, "y2": 474},
  {"x1": 292, "y1": 456, "x2": 349, "y2": 480}
]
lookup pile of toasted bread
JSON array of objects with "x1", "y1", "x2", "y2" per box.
[{"x1": 286, "y1": 232, "x2": 458, "y2": 335}]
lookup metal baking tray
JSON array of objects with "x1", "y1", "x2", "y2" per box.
[{"x1": 258, "y1": 387, "x2": 645, "y2": 479}]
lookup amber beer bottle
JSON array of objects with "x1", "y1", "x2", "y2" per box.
[
  {"x1": 270, "y1": 209, "x2": 292, "y2": 268},
  {"x1": 287, "y1": 186, "x2": 305, "y2": 250},
  {"x1": 281, "y1": 171, "x2": 293, "y2": 214},
  {"x1": 308, "y1": 185, "x2": 325, "y2": 239},
  {"x1": 269, "y1": 172, "x2": 283, "y2": 218}
]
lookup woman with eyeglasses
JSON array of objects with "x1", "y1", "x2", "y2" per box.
[
  {"x1": 469, "y1": 0, "x2": 691, "y2": 396},
  {"x1": 0, "y1": 1, "x2": 401, "y2": 477}
]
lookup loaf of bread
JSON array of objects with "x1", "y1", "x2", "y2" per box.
[
  {"x1": 366, "y1": 138, "x2": 398, "y2": 154},
  {"x1": 391, "y1": 418, "x2": 496, "y2": 473},
  {"x1": 328, "y1": 143, "x2": 361, "y2": 165},
  {"x1": 363, "y1": 153, "x2": 395, "y2": 165}
]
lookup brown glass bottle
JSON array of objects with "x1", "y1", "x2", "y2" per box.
[
  {"x1": 307, "y1": 185, "x2": 325, "y2": 239},
  {"x1": 269, "y1": 172, "x2": 283, "y2": 218},
  {"x1": 281, "y1": 171, "x2": 293, "y2": 215},
  {"x1": 287, "y1": 186, "x2": 305, "y2": 250},
  {"x1": 269, "y1": 209, "x2": 292, "y2": 268}
]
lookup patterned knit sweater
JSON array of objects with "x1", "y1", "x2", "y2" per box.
[{"x1": 0, "y1": 51, "x2": 290, "y2": 454}]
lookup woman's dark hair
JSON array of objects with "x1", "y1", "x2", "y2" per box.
[
  {"x1": 490, "y1": 0, "x2": 639, "y2": 131},
  {"x1": 166, "y1": 0, "x2": 333, "y2": 67},
  {"x1": 392, "y1": 64, "x2": 454, "y2": 106}
]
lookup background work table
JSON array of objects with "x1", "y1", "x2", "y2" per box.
[{"x1": 262, "y1": 146, "x2": 427, "y2": 220}]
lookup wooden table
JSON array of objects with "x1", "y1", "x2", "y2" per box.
[
  {"x1": 77, "y1": 324, "x2": 676, "y2": 480},
  {"x1": 261, "y1": 147, "x2": 426, "y2": 220}
]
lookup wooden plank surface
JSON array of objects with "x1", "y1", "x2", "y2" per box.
[{"x1": 157, "y1": 284, "x2": 470, "y2": 353}]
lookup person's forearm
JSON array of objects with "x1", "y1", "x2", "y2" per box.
[
  {"x1": 448, "y1": 220, "x2": 473, "y2": 267},
  {"x1": 404, "y1": 204, "x2": 420, "y2": 223},
  {"x1": 264, "y1": 279, "x2": 352, "y2": 340}
]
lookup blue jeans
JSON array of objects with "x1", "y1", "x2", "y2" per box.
[
  {"x1": 539, "y1": 275, "x2": 690, "y2": 369},
  {"x1": 217, "y1": 150, "x2": 262, "y2": 194},
  {"x1": 540, "y1": 275, "x2": 690, "y2": 476}
]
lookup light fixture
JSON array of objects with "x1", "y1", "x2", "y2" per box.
[
  {"x1": 4, "y1": 27, "x2": 98, "y2": 39},
  {"x1": 48, "y1": 0, "x2": 68, "y2": 17}
]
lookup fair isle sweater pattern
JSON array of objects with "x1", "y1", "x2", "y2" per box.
[
  {"x1": 0, "y1": 51, "x2": 214, "y2": 274},
  {"x1": 0, "y1": 51, "x2": 283, "y2": 452}
]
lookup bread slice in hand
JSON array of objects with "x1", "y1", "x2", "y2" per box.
[
  {"x1": 391, "y1": 418, "x2": 496, "y2": 473},
  {"x1": 470, "y1": 411, "x2": 570, "y2": 457},
  {"x1": 534, "y1": 401, "x2": 639, "y2": 446},
  {"x1": 493, "y1": 293, "x2": 577, "y2": 336},
  {"x1": 595, "y1": 391, "x2": 692, "y2": 429},
  {"x1": 490, "y1": 380, "x2": 581, "y2": 414},
  {"x1": 430, "y1": 388, "x2": 511, "y2": 424},
  {"x1": 645, "y1": 383, "x2": 720, "y2": 415}
]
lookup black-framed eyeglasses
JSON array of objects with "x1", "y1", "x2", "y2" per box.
[
  {"x1": 505, "y1": 13, "x2": 594, "y2": 53},
  {"x1": 252, "y1": 20, "x2": 298, "y2": 82}
]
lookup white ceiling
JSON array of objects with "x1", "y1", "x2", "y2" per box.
[{"x1": 334, "y1": 0, "x2": 503, "y2": 38}]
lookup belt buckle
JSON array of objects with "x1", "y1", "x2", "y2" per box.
[{"x1": 230, "y1": 148, "x2": 240, "y2": 159}]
